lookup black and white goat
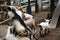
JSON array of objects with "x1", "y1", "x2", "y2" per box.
[{"x1": 38, "y1": 19, "x2": 50, "y2": 37}]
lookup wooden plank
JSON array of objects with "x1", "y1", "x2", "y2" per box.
[{"x1": 49, "y1": 0, "x2": 60, "y2": 28}]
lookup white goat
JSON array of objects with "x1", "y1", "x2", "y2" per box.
[
  {"x1": 38, "y1": 19, "x2": 50, "y2": 37},
  {"x1": 23, "y1": 13, "x2": 35, "y2": 39},
  {"x1": 12, "y1": 19, "x2": 25, "y2": 33},
  {"x1": 38, "y1": 19, "x2": 50, "y2": 31},
  {"x1": 23, "y1": 13, "x2": 35, "y2": 28}
]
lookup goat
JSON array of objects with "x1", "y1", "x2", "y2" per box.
[
  {"x1": 7, "y1": 6, "x2": 33, "y2": 33},
  {"x1": 23, "y1": 13, "x2": 35, "y2": 31},
  {"x1": 22, "y1": 13, "x2": 36, "y2": 40},
  {"x1": 9, "y1": 6, "x2": 35, "y2": 36},
  {"x1": 4, "y1": 6, "x2": 34, "y2": 40},
  {"x1": 38, "y1": 19, "x2": 50, "y2": 37}
]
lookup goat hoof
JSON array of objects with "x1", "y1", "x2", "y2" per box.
[
  {"x1": 48, "y1": 30, "x2": 50, "y2": 33},
  {"x1": 41, "y1": 34, "x2": 45, "y2": 37},
  {"x1": 46, "y1": 30, "x2": 50, "y2": 34},
  {"x1": 45, "y1": 30, "x2": 48, "y2": 34},
  {"x1": 40, "y1": 31, "x2": 45, "y2": 37}
]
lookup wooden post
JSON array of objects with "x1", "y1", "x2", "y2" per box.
[
  {"x1": 50, "y1": 0, "x2": 60, "y2": 28},
  {"x1": 37, "y1": 0, "x2": 42, "y2": 11},
  {"x1": 35, "y1": 0, "x2": 39, "y2": 13}
]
